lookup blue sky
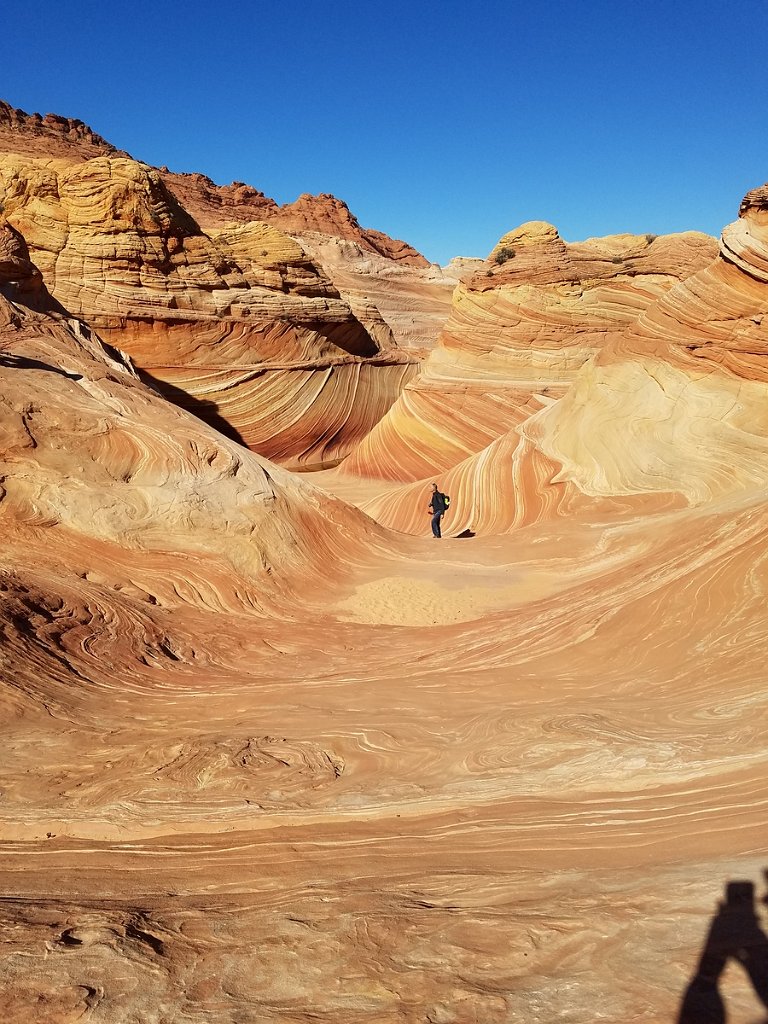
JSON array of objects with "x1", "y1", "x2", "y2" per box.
[{"x1": 5, "y1": 0, "x2": 767, "y2": 263}]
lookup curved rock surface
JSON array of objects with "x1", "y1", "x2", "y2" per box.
[
  {"x1": 160, "y1": 173, "x2": 460, "y2": 353},
  {"x1": 335, "y1": 222, "x2": 717, "y2": 533},
  {"x1": 295, "y1": 233, "x2": 473, "y2": 354},
  {"x1": 0, "y1": 101, "x2": 446, "y2": 468},
  {"x1": 2, "y1": 237, "x2": 768, "y2": 1020},
  {"x1": 162, "y1": 172, "x2": 429, "y2": 266},
  {"x1": 0, "y1": 149, "x2": 418, "y2": 468},
  {"x1": 529, "y1": 188, "x2": 768, "y2": 506}
]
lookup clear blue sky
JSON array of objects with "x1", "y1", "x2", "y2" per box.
[{"x1": 5, "y1": 0, "x2": 767, "y2": 263}]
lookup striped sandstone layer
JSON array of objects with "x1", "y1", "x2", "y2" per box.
[
  {"x1": 334, "y1": 222, "x2": 717, "y2": 533},
  {"x1": 159, "y1": 174, "x2": 465, "y2": 354},
  {"x1": 0, "y1": 103, "x2": 430, "y2": 468},
  {"x1": 160, "y1": 173, "x2": 429, "y2": 267},
  {"x1": 2, "y1": 219, "x2": 768, "y2": 1023},
  {"x1": 3, "y1": 102, "x2": 768, "y2": 1024}
]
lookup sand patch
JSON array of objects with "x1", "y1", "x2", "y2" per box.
[{"x1": 331, "y1": 572, "x2": 549, "y2": 626}]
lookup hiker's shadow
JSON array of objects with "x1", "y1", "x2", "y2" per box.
[{"x1": 678, "y1": 879, "x2": 768, "y2": 1023}]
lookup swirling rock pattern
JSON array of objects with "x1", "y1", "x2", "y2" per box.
[
  {"x1": 0, "y1": 109, "x2": 425, "y2": 468},
  {"x1": 336, "y1": 221, "x2": 717, "y2": 534},
  {"x1": 160, "y1": 173, "x2": 463, "y2": 354},
  {"x1": 530, "y1": 188, "x2": 768, "y2": 505},
  {"x1": 294, "y1": 234, "x2": 478, "y2": 355},
  {"x1": 162, "y1": 172, "x2": 429, "y2": 266},
  {"x1": 3, "y1": 129, "x2": 768, "y2": 1022}
]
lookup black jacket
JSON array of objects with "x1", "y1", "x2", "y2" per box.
[{"x1": 429, "y1": 491, "x2": 448, "y2": 514}]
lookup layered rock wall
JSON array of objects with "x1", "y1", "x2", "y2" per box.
[
  {"x1": 529, "y1": 187, "x2": 768, "y2": 504},
  {"x1": 0, "y1": 147, "x2": 418, "y2": 467},
  {"x1": 339, "y1": 222, "x2": 717, "y2": 533},
  {"x1": 0, "y1": 100, "x2": 454, "y2": 467}
]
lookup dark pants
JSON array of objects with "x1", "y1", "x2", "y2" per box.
[{"x1": 431, "y1": 512, "x2": 443, "y2": 538}]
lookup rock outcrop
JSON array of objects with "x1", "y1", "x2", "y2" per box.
[
  {"x1": 527, "y1": 187, "x2": 768, "y2": 505},
  {"x1": 3, "y1": 200, "x2": 768, "y2": 1024},
  {"x1": 335, "y1": 221, "x2": 718, "y2": 533},
  {"x1": 0, "y1": 136, "x2": 420, "y2": 468},
  {"x1": 161, "y1": 171, "x2": 460, "y2": 353},
  {"x1": 161, "y1": 172, "x2": 429, "y2": 266},
  {"x1": 0, "y1": 99, "x2": 126, "y2": 160},
  {"x1": 0, "y1": 101, "x2": 461, "y2": 467}
]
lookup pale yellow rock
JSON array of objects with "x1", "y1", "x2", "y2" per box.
[
  {"x1": 0, "y1": 153, "x2": 417, "y2": 466},
  {"x1": 335, "y1": 224, "x2": 717, "y2": 534}
]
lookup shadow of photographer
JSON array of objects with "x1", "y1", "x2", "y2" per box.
[{"x1": 678, "y1": 876, "x2": 768, "y2": 1023}]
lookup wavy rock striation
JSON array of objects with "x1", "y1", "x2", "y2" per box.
[
  {"x1": 160, "y1": 172, "x2": 462, "y2": 353},
  {"x1": 161, "y1": 172, "x2": 429, "y2": 266},
  {"x1": 4, "y1": 105, "x2": 768, "y2": 1024},
  {"x1": 0, "y1": 103, "x2": 437, "y2": 468},
  {"x1": 0, "y1": 150, "x2": 419, "y2": 467},
  {"x1": 337, "y1": 221, "x2": 717, "y2": 533},
  {"x1": 2, "y1": 229, "x2": 768, "y2": 1021},
  {"x1": 529, "y1": 186, "x2": 768, "y2": 506}
]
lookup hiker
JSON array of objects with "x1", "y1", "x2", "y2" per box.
[{"x1": 427, "y1": 483, "x2": 450, "y2": 538}]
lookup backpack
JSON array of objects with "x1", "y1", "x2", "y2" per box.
[{"x1": 443, "y1": 494, "x2": 451, "y2": 508}]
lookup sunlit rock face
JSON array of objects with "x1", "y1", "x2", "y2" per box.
[
  {"x1": 338, "y1": 221, "x2": 718, "y2": 533},
  {"x1": 530, "y1": 187, "x2": 768, "y2": 505},
  {"x1": 0, "y1": 99, "x2": 126, "y2": 160},
  {"x1": 161, "y1": 172, "x2": 464, "y2": 354},
  {"x1": 161, "y1": 172, "x2": 429, "y2": 266},
  {"x1": 294, "y1": 233, "x2": 475, "y2": 354},
  {"x1": 0, "y1": 273, "x2": 383, "y2": 620},
  {"x1": 0, "y1": 105, "x2": 426, "y2": 468}
]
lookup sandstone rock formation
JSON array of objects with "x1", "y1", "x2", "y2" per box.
[
  {"x1": 294, "y1": 233, "x2": 475, "y2": 354},
  {"x1": 526, "y1": 189, "x2": 768, "y2": 506},
  {"x1": 4, "y1": 100, "x2": 768, "y2": 1024},
  {"x1": 161, "y1": 171, "x2": 429, "y2": 266},
  {"x1": 334, "y1": 221, "x2": 718, "y2": 534},
  {"x1": 0, "y1": 100, "x2": 126, "y2": 160},
  {"x1": 0, "y1": 142, "x2": 420, "y2": 468},
  {"x1": 3, "y1": 209, "x2": 768, "y2": 1021},
  {"x1": 160, "y1": 172, "x2": 463, "y2": 354},
  {"x1": 0, "y1": 102, "x2": 460, "y2": 468}
]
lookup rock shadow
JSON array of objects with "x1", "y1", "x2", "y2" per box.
[
  {"x1": 136, "y1": 368, "x2": 250, "y2": 448},
  {"x1": 678, "y1": 876, "x2": 768, "y2": 1023},
  {"x1": 0, "y1": 352, "x2": 83, "y2": 380}
]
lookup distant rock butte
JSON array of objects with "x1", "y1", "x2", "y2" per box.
[
  {"x1": 0, "y1": 100, "x2": 127, "y2": 160},
  {"x1": 530, "y1": 189, "x2": 768, "y2": 505},
  {"x1": 162, "y1": 171, "x2": 429, "y2": 267},
  {"x1": 0, "y1": 101, "x2": 428, "y2": 267}
]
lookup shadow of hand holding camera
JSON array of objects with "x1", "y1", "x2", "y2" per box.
[{"x1": 678, "y1": 879, "x2": 768, "y2": 1023}]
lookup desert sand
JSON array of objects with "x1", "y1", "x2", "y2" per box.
[{"x1": 1, "y1": 101, "x2": 767, "y2": 1023}]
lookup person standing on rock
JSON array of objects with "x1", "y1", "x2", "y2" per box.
[{"x1": 427, "y1": 483, "x2": 450, "y2": 539}]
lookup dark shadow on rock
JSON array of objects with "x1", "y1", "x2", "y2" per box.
[
  {"x1": 0, "y1": 352, "x2": 83, "y2": 380},
  {"x1": 0, "y1": 276, "x2": 72, "y2": 318},
  {"x1": 678, "y1": 877, "x2": 768, "y2": 1023},
  {"x1": 136, "y1": 368, "x2": 250, "y2": 448},
  {"x1": 455, "y1": 529, "x2": 476, "y2": 538},
  {"x1": 302, "y1": 317, "x2": 380, "y2": 359}
]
